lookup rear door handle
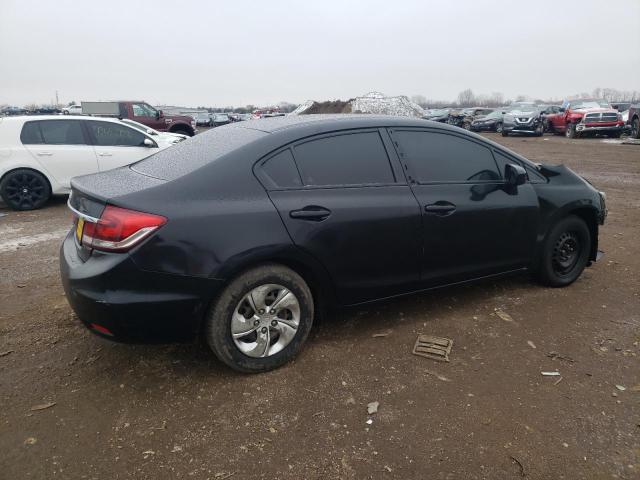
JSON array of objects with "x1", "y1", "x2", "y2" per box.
[
  {"x1": 289, "y1": 206, "x2": 331, "y2": 221},
  {"x1": 97, "y1": 152, "x2": 113, "y2": 157},
  {"x1": 425, "y1": 202, "x2": 457, "y2": 216},
  {"x1": 36, "y1": 152, "x2": 53, "y2": 156}
]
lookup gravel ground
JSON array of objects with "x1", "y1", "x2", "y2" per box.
[{"x1": 1, "y1": 133, "x2": 639, "y2": 479}]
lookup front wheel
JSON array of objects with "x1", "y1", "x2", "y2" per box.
[
  {"x1": 565, "y1": 123, "x2": 579, "y2": 139},
  {"x1": 495, "y1": 123, "x2": 503, "y2": 133},
  {"x1": 534, "y1": 215, "x2": 591, "y2": 287},
  {"x1": 501, "y1": 128, "x2": 508, "y2": 137},
  {"x1": 204, "y1": 264, "x2": 314, "y2": 373},
  {"x1": 0, "y1": 169, "x2": 51, "y2": 210}
]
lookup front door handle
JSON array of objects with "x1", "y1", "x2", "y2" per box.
[
  {"x1": 289, "y1": 206, "x2": 331, "y2": 221},
  {"x1": 425, "y1": 202, "x2": 457, "y2": 216},
  {"x1": 36, "y1": 152, "x2": 53, "y2": 156},
  {"x1": 97, "y1": 152, "x2": 113, "y2": 157}
]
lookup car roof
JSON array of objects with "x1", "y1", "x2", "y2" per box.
[
  {"x1": 0, "y1": 115, "x2": 127, "y2": 124},
  {"x1": 131, "y1": 114, "x2": 529, "y2": 183}
]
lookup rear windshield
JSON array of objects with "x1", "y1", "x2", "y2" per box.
[{"x1": 132, "y1": 125, "x2": 266, "y2": 180}]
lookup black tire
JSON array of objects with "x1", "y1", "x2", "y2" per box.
[
  {"x1": 535, "y1": 122, "x2": 544, "y2": 137},
  {"x1": 501, "y1": 128, "x2": 508, "y2": 137},
  {"x1": 0, "y1": 169, "x2": 51, "y2": 210},
  {"x1": 204, "y1": 264, "x2": 314, "y2": 373},
  {"x1": 495, "y1": 122, "x2": 503, "y2": 133},
  {"x1": 534, "y1": 215, "x2": 591, "y2": 287},
  {"x1": 631, "y1": 117, "x2": 640, "y2": 139},
  {"x1": 566, "y1": 123, "x2": 578, "y2": 139},
  {"x1": 171, "y1": 127, "x2": 194, "y2": 137}
]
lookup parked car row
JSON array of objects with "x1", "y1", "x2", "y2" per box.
[{"x1": 424, "y1": 98, "x2": 632, "y2": 139}]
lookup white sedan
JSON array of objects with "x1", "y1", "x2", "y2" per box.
[{"x1": 0, "y1": 115, "x2": 170, "y2": 210}]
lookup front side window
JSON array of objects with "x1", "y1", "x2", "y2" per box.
[
  {"x1": 39, "y1": 120, "x2": 86, "y2": 145},
  {"x1": 393, "y1": 130, "x2": 499, "y2": 183},
  {"x1": 88, "y1": 121, "x2": 147, "y2": 147},
  {"x1": 293, "y1": 131, "x2": 395, "y2": 186},
  {"x1": 132, "y1": 103, "x2": 157, "y2": 117}
]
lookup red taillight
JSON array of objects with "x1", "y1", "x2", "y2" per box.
[{"x1": 81, "y1": 205, "x2": 166, "y2": 252}]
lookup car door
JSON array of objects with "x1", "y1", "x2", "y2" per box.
[
  {"x1": 259, "y1": 129, "x2": 422, "y2": 305},
  {"x1": 389, "y1": 128, "x2": 539, "y2": 286},
  {"x1": 86, "y1": 120, "x2": 158, "y2": 171},
  {"x1": 21, "y1": 119, "x2": 98, "y2": 188},
  {"x1": 131, "y1": 102, "x2": 165, "y2": 131}
]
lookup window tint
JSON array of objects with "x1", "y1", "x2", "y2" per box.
[
  {"x1": 132, "y1": 103, "x2": 156, "y2": 117},
  {"x1": 20, "y1": 122, "x2": 44, "y2": 144},
  {"x1": 261, "y1": 149, "x2": 302, "y2": 188},
  {"x1": 88, "y1": 121, "x2": 146, "y2": 147},
  {"x1": 40, "y1": 120, "x2": 86, "y2": 145},
  {"x1": 394, "y1": 131, "x2": 499, "y2": 183},
  {"x1": 294, "y1": 132, "x2": 394, "y2": 186}
]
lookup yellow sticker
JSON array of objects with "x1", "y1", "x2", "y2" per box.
[{"x1": 76, "y1": 218, "x2": 85, "y2": 243}]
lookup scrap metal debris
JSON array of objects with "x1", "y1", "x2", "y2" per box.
[
  {"x1": 527, "y1": 341, "x2": 537, "y2": 349},
  {"x1": 367, "y1": 401, "x2": 379, "y2": 415},
  {"x1": 546, "y1": 352, "x2": 575, "y2": 363},
  {"x1": 541, "y1": 371, "x2": 561, "y2": 376},
  {"x1": 30, "y1": 402, "x2": 56, "y2": 411},
  {"x1": 0, "y1": 350, "x2": 14, "y2": 357},
  {"x1": 494, "y1": 309, "x2": 515, "y2": 323},
  {"x1": 412, "y1": 334, "x2": 453, "y2": 362}
]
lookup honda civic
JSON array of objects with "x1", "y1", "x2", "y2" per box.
[{"x1": 60, "y1": 115, "x2": 606, "y2": 372}]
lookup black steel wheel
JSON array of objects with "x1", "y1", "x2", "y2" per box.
[
  {"x1": 534, "y1": 215, "x2": 591, "y2": 287},
  {"x1": 0, "y1": 169, "x2": 51, "y2": 210}
]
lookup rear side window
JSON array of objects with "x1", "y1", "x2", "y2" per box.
[
  {"x1": 40, "y1": 120, "x2": 86, "y2": 145},
  {"x1": 88, "y1": 121, "x2": 146, "y2": 147},
  {"x1": 293, "y1": 131, "x2": 394, "y2": 186},
  {"x1": 261, "y1": 149, "x2": 302, "y2": 188},
  {"x1": 20, "y1": 122, "x2": 44, "y2": 144},
  {"x1": 393, "y1": 130, "x2": 499, "y2": 183}
]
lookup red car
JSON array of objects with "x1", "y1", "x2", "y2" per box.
[{"x1": 546, "y1": 99, "x2": 625, "y2": 139}]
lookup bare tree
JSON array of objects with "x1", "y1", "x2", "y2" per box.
[{"x1": 457, "y1": 89, "x2": 475, "y2": 107}]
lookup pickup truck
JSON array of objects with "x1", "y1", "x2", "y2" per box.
[
  {"x1": 627, "y1": 103, "x2": 640, "y2": 139},
  {"x1": 546, "y1": 98, "x2": 624, "y2": 139},
  {"x1": 81, "y1": 101, "x2": 196, "y2": 136}
]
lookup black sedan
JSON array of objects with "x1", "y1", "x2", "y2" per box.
[
  {"x1": 470, "y1": 110, "x2": 505, "y2": 133},
  {"x1": 61, "y1": 115, "x2": 606, "y2": 372}
]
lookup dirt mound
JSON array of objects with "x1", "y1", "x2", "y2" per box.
[{"x1": 293, "y1": 92, "x2": 424, "y2": 117}]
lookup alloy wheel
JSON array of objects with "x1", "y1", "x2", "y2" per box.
[
  {"x1": 231, "y1": 284, "x2": 300, "y2": 358},
  {"x1": 4, "y1": 172, "x2": 46, "y2": 209}
]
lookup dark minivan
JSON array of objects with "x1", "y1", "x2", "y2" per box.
[{"x1": 60, "y1": 115, "x2": 606, "y2": 372}]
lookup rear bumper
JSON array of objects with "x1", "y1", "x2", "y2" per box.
[{"x1": 60, "y1": 231, "x2": 224, "y2": 343}]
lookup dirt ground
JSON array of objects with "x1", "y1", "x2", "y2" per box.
[{"x1": 1, "y1": 133, "x2": 639, "y2": 480}]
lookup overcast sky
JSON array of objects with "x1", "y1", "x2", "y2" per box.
[{"x1": 1, "y1": 0, "x2": 639, "y2": 107}]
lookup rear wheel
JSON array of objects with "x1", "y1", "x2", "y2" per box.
[
  {"x1": 501, "y1": 128, "x2": 508, "y2": 137},
  {"x1": 0, "y1": 169, "x2": 51, "y2": 210},
  {"x1": 495, "y1": 122, "x2": 503, "y2": 133},
  {"x1": 171, "y1": 127, "x2": 194, "y2": 137},
  {"x1": 204, "y1": 264, "x2": 314, "y2": 373},
  {"x1": 534, "y1": 215, "x2": 591, "y2": 287},
  {"x1": 630, "y1": 118, "x2": 639, "y2": 139}
]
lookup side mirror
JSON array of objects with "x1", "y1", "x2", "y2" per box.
[
  {"x1": 143, "y1": 138, "x2": 155, "y2": 147},
  {"x1": 505, "y1": 164, "x2": 527, "y2": 186},
  {"x1": 559, "y1": 107, "x2": 566, "y2": 113}
]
